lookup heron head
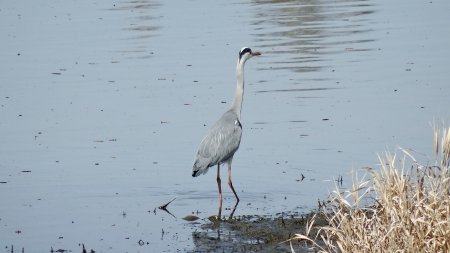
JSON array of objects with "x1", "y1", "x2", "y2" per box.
[{"x1": 238, "y1": 47, "x2": 261, "y2": 63}]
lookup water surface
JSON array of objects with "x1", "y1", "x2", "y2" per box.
[{"x1": 1, "y1": 0, "x2": 449, "y2": 252}]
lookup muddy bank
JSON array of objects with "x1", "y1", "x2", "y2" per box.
[{"x1": 189, "y1": 212, "x2": 327, "y2": 253}]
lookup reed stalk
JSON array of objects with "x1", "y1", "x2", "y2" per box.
[{"x1": 289, "y1": 126, "x2": 450, "y2": 253}]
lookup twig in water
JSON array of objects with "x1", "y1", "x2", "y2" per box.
[
  {"x1": 159, "y1": 197, "x2": 176, "y2": 210},
  {"x1": 158, "y1": 197, "x2": 177, "y2": 218}
]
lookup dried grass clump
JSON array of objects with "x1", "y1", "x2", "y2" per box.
[{"x1": 290, "y1": 127, "x2": 450, "y2": 253}]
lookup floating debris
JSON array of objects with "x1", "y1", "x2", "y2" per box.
[
  {"x1": 296, "y1": 173, "x2": 306, "y2": 182},
  {"x1": 182, "y1": 215, "x2": 200, "y2": 221},
  {"x1": 159, "y1": 197, "x2": 176, "y2": 210},
  {"x1": 336, "y1": 175, "x2": 343, "y2": 185},
  {"x1": 50, "y1": 247, "x2": 67, "y2": 253},
  {"x1": 81, "y1": 243, "x2": 95, "y2": 253},
  {"x1": 158, "y1": 197, "x2": 176, "y2": 218}
]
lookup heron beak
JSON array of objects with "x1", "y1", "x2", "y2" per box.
[{"x1": 251, "y1": 51, "x2": 261, "y2": 56}]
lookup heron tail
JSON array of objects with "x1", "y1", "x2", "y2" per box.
[{"x1": 192, "y1": 158, "x2": 210, "y2": 177}]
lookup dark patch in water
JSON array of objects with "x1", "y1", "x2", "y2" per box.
[
  {"x1": 256, "y1": 87, "x2": 339, "y2": 93},
  {"x1": 191, "y1": 213, "x2": 328, "y2": 252}
]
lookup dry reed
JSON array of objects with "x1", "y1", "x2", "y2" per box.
[{"x1": 289, "y1": 126, "x2": 450, "y2": 253}]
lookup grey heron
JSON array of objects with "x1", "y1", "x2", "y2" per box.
[{"x1": 192, "y1": 47, "x2": 261, "y2": 218}]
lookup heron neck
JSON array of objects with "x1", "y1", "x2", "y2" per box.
[{"x1": 231, "y1": 60, "x2": 245, "y2": 119}]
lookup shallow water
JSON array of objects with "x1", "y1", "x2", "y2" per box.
[{"x1": 1, "y1": 0, "x2": 450, "y2": 252}]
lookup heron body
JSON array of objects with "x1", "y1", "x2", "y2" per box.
[
  {"x1": 192, "y1": 47, "x2": 260, "y2": 218},
  {"x1": 192, "y1": 110, "x2": 242, "y2": 176}
]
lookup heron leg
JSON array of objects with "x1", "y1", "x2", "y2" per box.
[
  {"x1": 227, "y1": 163, "x2": 240, "y2": 202},
  {"x1": 229, "y1": 199, "x2": 239, "y2": 219},
  {"x1": 227, "y1": 163, "x2": 239, "y2": 219},
  {"x1": 216, "y1": 164, "x2": 222, "y2": 219}
]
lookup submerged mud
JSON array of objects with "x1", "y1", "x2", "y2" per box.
[{"x1": 190, "y1": 213, "x2": 328, "y2": 253}]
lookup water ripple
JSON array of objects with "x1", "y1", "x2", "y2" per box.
[
  {"x1": 108, "y1": 0, "x2": 162, "y2": 59},
  {"x1": 251, "y1": 0, "x2": 377, "y2": 72}
]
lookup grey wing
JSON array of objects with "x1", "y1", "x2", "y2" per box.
[{"x1": 194, "y1": 113, "x2": 242, "y2": 171}]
